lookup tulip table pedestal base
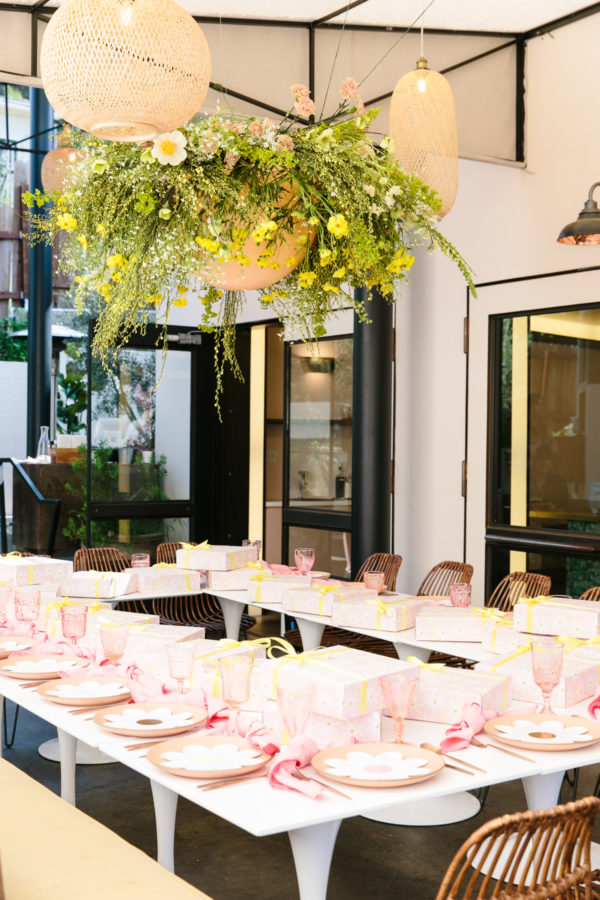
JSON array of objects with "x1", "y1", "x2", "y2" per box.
[
  {"x1": 362, "y1": 792, "x2": 481, "y2": 826},
  {"x1": 38, "y1": 736, "x2": 114, "y2": 765}
]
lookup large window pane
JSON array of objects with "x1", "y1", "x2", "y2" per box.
[
  {"x1": 85, "y1": 517, "x2": 189, "y2": 560},
  {"x1": 288, "y1": 338, "x2": 352, "y2": 512},
  {"x1": 491, "y1": 307, "x2": 600, "y2": 532},
  {"x1": 487, "y1": 543, "x2": 600, "y2": 598}
]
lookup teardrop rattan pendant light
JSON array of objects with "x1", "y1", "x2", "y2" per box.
[
  {"x1": 389, "y1": 56, "x2": 458, "y2": 219},
  {"x1": 40, "y1": 0, "x2": 211, "y2": 142},
  {"x1": 41, "y1": 128, "x2": 88, "y2": 195}
]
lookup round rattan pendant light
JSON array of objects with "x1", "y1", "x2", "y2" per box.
[
  {"x1": 40, "y1": 0, "x2": 211, "y2": 142},
  {"x1": 389, "y1": 56, "x2": 458, "y2": 219},
  {"x1": 41, "y1": 129, "x2": 87, "y2": 194}
]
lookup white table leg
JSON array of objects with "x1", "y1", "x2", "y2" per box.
[
  {"x1": 362, "y1": 793, "x2": 480, "y2": 826},
  {"x1": 295, "y1": 619, "x2": 326, "y2": 651},
  {"x1": 393, "y1": 643, "x2": 431, "y2": 662},
  {"x1": 150, "y1": 780, "x2": 178, "y2": 873},
  {"x1": 522, "y1": 770, "x2": 565, "y2": 810},
  {"x1": 56, "y1": 727, "x2": 77, "y2": 806},
  {"x1": 216, "y1": 596, "x2": 244, "y2": 640},
  {"x1": 38, "y1": 736, "x2": 114, "y2": 765},
  {"x1": 288, "y1": 819, "x2": 341, "y2": 900}
]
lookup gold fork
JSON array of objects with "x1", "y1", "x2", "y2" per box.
[
  {"x1": 470, "y1": 735, "x2": 535, "y2": 763},
  {"x1": 292, "y1": 767, "x2": 352, "y2": 800}
]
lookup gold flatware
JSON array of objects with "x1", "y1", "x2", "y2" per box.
[
  {"x1": 69, "y1": 702, "x2": 125, "y2": 716},
  {"x1": 124, "y1": 727, "x2": 207, "y2": 751},
  {"x1": 292, "y1": 767, "x2": 352, "y2": 799},
  {"x1": 419, "y1": 742, "x2": 486, "y2": 774},
  {"x1": 470, "y1": 735, "x2": 535, "y2": 763},
  {"x1": 199, "y1": 773, "x2": 268, "y2": 791}
]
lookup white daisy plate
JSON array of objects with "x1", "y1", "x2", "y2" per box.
[
  {"x1": 484, "y1": 713, "x2": 600, "y2": 752},
  {"x1": 0, "y1": 638, "x2": 37, "y2": 659},
  {"x1": 94, "y1": 702, "x2": 207, "y2": 737},
  {"x1": 312, "y1": 742, "x2": 444, "y2": 788},
  {"x1": 37, "y1": 675, "x2": 132, "y2": 706},
  {"x1": 147, "y1": 734, "x2": 271, "y2": 780},
  {"x1": 0, "y1": 654, "x2": 89, "y2": 680}
]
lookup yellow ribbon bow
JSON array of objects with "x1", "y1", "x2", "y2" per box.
[
  {"x1": 180, "y1": 540, "x2": 210, "y2": 550},
  {"x1": 489, "y1": 643, "x2": 532, "y2": 670},
  {"x1": 407, "y1": 655, "x2": 445, "y2": 671},
  {"x1": 152, "y1": 563, "x2": 176, "y2": 568},
  {"x1": 519, "y1": 595, "x2": 588, "y2": 633}
]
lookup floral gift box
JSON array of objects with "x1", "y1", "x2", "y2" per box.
[
  {"x1": 247, "y1": 573, "x2": 311, "y2": 605},
  {"x1": 480, "y1": 613, "x2": 528, "y2": 655},
  {"x1": 513, "y1": 596, "x2": 600, "y2": 640},
  {"x1": 262, "y1": 701, "x2": 381, "y2": 747},
  {"x1": 207, "y1": 563, "x2": 269, "y2": 591},
  {"x1": 331, "y1": 593, "x2": 432, "y2": 632},
  {"x1": 0, "y1": 555, "x2": 73, "y2": 587},
  {"x1": 408, "y1": 664, "x2": 509, "y2": 724},
  {"x1": 284, "y1": 584, "x2": 367, "y2": 618},
  {"x1": 261, "y1": 646, "x2": 419, "y2": 720},
  {"x1": 60, "y1": 570, "x2": 138, "y2": 599},
  {"x1": 414, "y1": 607, "x2": 487, "y2": 642},
  {"x1": 475, "y1": 647, "x2": 599, "y2": 707},
  {"x1": 133, "y1": 565, "x2": 201, "y2": 594},
  {"x1": 175, "y1": 543, "x2": 256, "y2": 571}
]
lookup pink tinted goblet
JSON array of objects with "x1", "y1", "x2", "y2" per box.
[
  {"x1": 14, "y1": 589, "x2": 41, "y2": 626},
  {"x1": 61, "y1": 604, "x2": 88, "y2": 647},
  {"x1": 380, "y1": 674, "x2": 418, "y2": 743},
  {"x1": 219, "y1": 655, "x2": 254, "y2": 733},
  {"x1": 99, "y1": 624, "x2": 129, "y2": 663},
  {"x1": 130, "y1": 553, "x2": 151, "y2": 568},
  {"x1": 364, "y1": 571, "x2": 386, "y2": 592},
  {"x1": 167, "y1": 641, "x2": 195, "y2": 694},
  {"x1": 531, "y1": 638, "x2": 563, "y2": 714},
  {"x1": 294, "y1": 547, "x2": 315, "y2": 575},
  {"x1": 276, "y1": 681, "x2": 315, "y2": 742},
  {"x1": 449, "y1": 583, "x2": 472, "y2": 607}
]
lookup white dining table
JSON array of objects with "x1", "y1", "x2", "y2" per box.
[{"x1": 0, "y1": 670, "x2": 598, "y2": 900}]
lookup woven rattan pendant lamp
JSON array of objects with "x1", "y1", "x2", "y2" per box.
[
  {"x1": 40, "y1": 0, "x2": 211, "y2": 142},
  {"x1": 389, "y1": 55, "x2": 458, "y2": 219},
  {"x1": 41, "y1": 128, "x2": 87, "y2": 194}
]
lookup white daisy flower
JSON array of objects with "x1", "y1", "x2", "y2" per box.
[
  {"x1": 0, "y1": 640, "x2": 32, "y2": 652},
  {"x1": 48, "y1": 680, "x2": 127, "y2": 699},
  {"x1": 105, "y1": 706, "x2": 195, "y2": 731},
  {"x1": 495, "y1": 718, "x2": 592, "y2": 745},
  {"x1": 160, "y1": 743, "x2": 262, "y2": 772},
  {"x1": 151, "y1": 131, "x2": 187, "y2": 166},
  {"x1": 324, "y1": 750, "x2": 430, "y2": 781},
  {"x1": 6, "y1": 658, "x2": 80, "y2": 674}
]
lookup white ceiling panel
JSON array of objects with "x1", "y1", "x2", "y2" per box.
[{"x1": 16, "y1": 0, "x2": 599, "y2": 34}]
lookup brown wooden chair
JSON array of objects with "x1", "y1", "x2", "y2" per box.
[
  {"x1": 581, "y1": 586, "x2": 600, "y2": 603},
  {"x1": 155, "y1": 542, "x2": 256, "y2": 639},
  {"x1": 73, "y1": 546, "x2": 154, "y2": 615},
  {"x1": 284, "y1": 552, "x2": 404, "y2": 653},
  {"x1": 486, "y1": 571, "x2": 552, "y2": 612},
  {"x1": 435, "y1": 796, "x2": 600, "y2": 900},
  {"x1": 417, "y1": 559, "x2": 474, "y2": 596}
]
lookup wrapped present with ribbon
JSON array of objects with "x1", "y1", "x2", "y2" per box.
[
  {"x1": 43, "y1": 598, "x2": 107, "y2": 639},
  {"x1": 60, "y1": 569, "x2": 138, "y2": 599},
  {"x1": 247, "y1": 572, "x2": 312, "y2": 605},
  {"x1": 175, "y1": 541, "x2": 256, "y2": 572},
  {"x1": 262, "y1": 699, "x2": 381, "y2": 747},
  {"x1": 559, "y1": 634, "x2": 600, "y2": 666},
  {"x1": 475, "y1": 644, "x2": 599, "y2": 706},
  {"x1": 260, "y1": 645, "x2": 419, "y2": 719},
  {"x1": 331, "y1": 592, "x2": 430, "y2": 632},
  {"x1": 284, "y1": 584, "x2": 366, "y2": 618},
  {"x1": 480, "y1": 611, "x2": 523, "y2": 654},
  {"x1": 414, "y1": 606, "x2": 502, "y2": 642},
  {"x1": 133, "y1": 564, "x2": 201, "y2": 594},
  {"x1": 207, "y1": 561, "x2": 270, "y2": 591},
  {"x1": 513, "y1": 595, "x2": 600, "y2": 639},
  {"x1": 124, "y1": 623, "x2": 206, "y2": 655},
  {"x1": 0, "y1": 554, "x2": 73, "y2": 587},
  {"x1": 408, "y1": 658, "x2": 510, "y2": 724}
]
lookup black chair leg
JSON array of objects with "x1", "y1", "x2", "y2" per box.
[
  {"x1": 2, "y1": 701, "x2": 19, "y2": 749},
  {"x1": 563, "y1": 768, "x2": 580, "y2": 802}
]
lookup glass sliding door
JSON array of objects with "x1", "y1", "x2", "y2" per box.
[
  {"x1": 282, "y1": 336, "x2": 353, "y2": 578},
  {"x1": 487, "y1": 305, "x2": 600, "y2": 594}
]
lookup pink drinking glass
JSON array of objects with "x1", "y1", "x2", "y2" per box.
[
  {"x1": 449, "y1": 583, "x2": 472, "y2": 607},
  {"x1": 380, "y1": 674, "x2": 418, "y2": 742},
  {"x1": 276, "y1": 681, "x2": 315, "y2": 741},
  {"x1": 531, "y1": 639, "x2": 563, "y2": 714},
  {"x1": 61, "y1": 604, "x2": 88, "y2": 647},
  {"x1": 14, "y1": 589, "x2": 41, "y2": 625},
  {"x1": 99, "y1": 624, "x2": 129, "y2": 663},
  {"x1": 167, "y1": 642, "x2": 195, "y2": 694},
  {"x1": 219, "y1": 656, "x2": 254, "y2": 732},
  {"x1": 364, "y1": 571, "x2": 386, "y2": 592},
  {"x1": 294, "y1": 547, "x2": 315, "y2": 575},
  {"x1": 130, "y1": 553, "x2": 151, "y2": 568}
]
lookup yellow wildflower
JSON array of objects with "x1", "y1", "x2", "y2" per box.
[
  {"x1": 177, "y1": 285, "x2": 189, "y2": 294},
  {"x1": 386, "y1": 250, "x2": 415, "y2": 275},
  {"x1": 322, "y1": 283, "x2": 339, "y2": 293},
  {"x1": 96, "y1": 223, "x2": 106, "y2": 236},
  {"x1": 284, "y1": 257, "x2": 297, "y2": 267},
  {"x1": 262, "y1": 294, "x2": 274, "y2": 304},
  {"x1": 235, "y1": 252, "x2": 251, "y2": 266},
  {"x1": 298, "y1": 272, "x2": 317, "y2": 287},
  {"x1": 333, "y1": 267, "x2": 346, "y2": 279},
  {"x1": 308, "y1": 216, "x2": 319, "y2": 225},
  {"x1": 99, "y1": 284, "x2": 111, "y2": 299},
  {"x1": 251, "y1": 220, "x2": 277, "y2": 245},
  {"x1": 106, "y1": 254, "x2": 124, "y2": 268},
  {"x1": 195, "y1": 236, "x2": 221, "y2": 254},
  {"x1": 77, "y1": 234, "x2": 88, "y2": 251},
  {"x1": 147, "y1": 293, "x2": 163, "y2": 305},
  {"x1": 57, "y1": 213, "x2": 77, "y2": 232},
  {"x1": 173, "y1": 296, "x2": 187, "y2": 308},
  {"x1": 232, "y1": 226, "x2": 250, "y2": 243},
  {"x1": 296, "y1": 234, "x2": 308, "y2": 246},
  {"x1": 319, "y1": 249, "x2": 332, "y2": 267},
  {"x1": 111, "y1": 271, "x2": 122, "y2": 282},
  {"x1": 256, "y1": 256, "x2": 272, "y2": 269},
  {"x1": 270, "y1": 261, "x2": 281, "y2": 270},
  {"x1": 326, "y1": 213, "x2": 349, "y2": 238}
]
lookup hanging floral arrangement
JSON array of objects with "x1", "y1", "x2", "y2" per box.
[{"x1": 24, "y1": 80, "x2": 474, "y2": 405}]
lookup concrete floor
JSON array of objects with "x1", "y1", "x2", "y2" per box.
[{"x1": 3, "y1": 616, "x2": 600, "y2": 899}]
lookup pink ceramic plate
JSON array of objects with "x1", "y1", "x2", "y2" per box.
[
  {"x1": 0, "y1": 637, "x2": 38, "y2": 659},
  {"x1": 484, "y1": 713, "x2": 600, "y2": 752},
  {"x1": 37, "y1": 675, "x2": 131, "y2": 706},
  {"x1": 94, "y1": 702, "x2": 207, "y2": 737},
  {"x1": 147, "y1": 734, "x2": 270, "y2": 780},
  {"x1": 312, "y1": 742, "x2": 444, "y2": 788},
  {"x1": 0, "y1": 654, "x2": 88, "y2": 680}
]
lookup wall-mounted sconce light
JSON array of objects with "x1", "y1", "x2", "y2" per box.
[{"x1": 558, "y1": 182, "x2": 600, "y2": 245}]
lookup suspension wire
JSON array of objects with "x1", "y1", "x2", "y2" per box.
[
  {"x1": 318, "y1": 1, "x2": 352, "y2": 121},
  {"x1": 358, "y1": 0, "x2": 438, "y2": 88}
]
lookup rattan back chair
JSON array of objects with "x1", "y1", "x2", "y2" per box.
[
  {"x1": 435, "y1": 796, "x2": 600, "y2": 900},
  {"x1": 417, "y1": 560, "x2": 474, "y2": 596},
  {"x1": 73, "y1": 546, "x2": 153, "y2": 615},
  {"x1": 155, "y1": 542, "x2": 256, "y2": 639},
  {"x1": 486, "y1": 571, "x2": 552, "y2": 612},
  {"x1": 580, "y1": 586, "x2": 600, "y2": 603},
  {"x1": 284, "y1": 551, "x2": 404, "y2": 654}
]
